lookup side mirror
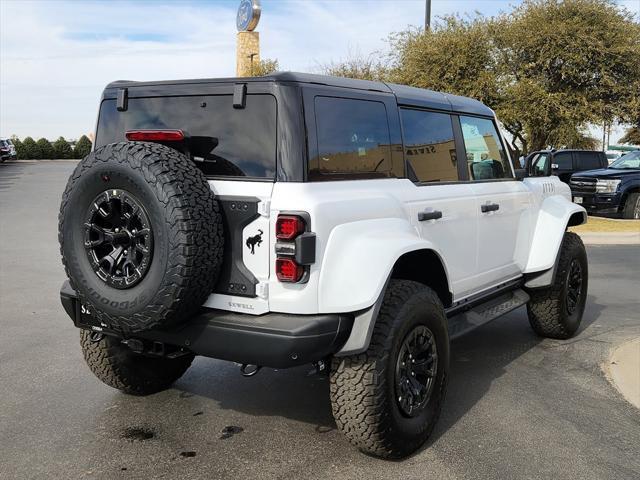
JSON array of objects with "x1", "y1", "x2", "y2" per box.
[
  {"x1": 527, "y1": 154, "x2": 552, "y2": 177},
  {"x1": 551, "y1": 163, "x2": 559, "y2": 170},
  {"x1": 515, "y1": 168, "x2": 527, "y2": 180}
]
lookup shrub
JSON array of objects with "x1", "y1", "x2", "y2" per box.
[
  {"x1": 11, "y1": 137, "x2": 23, "y2": 159},
  {"x1": 36, "y1": 138, "x2": 55, "y2": 159},
  {"x1": 20, "y1": 137, "x2": 40, "y2": 159},
  {"x1": 74, "y1": 135, "x2": 92, "y2": 158},
  {"x1": 52, "y1": 137, "x2": 73, "y2": 159}
]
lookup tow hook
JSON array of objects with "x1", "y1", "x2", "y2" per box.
[
  {"x1": 240, "y1": 364, "x2": 262, "y2": 377},
  {"x1": 89, "y1": 331, "x2": 104, "y2": 343},
  {"x1": 307, "y1": 359, "x2": 327, "y2": 377}
]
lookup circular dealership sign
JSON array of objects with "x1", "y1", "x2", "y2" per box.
[{"x1": 236, "y1": 0, "x2": 261, "y2": 32}]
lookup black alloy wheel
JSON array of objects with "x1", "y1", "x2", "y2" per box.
[
  {"x1": 84, "y1": 188, "x2": 153, "y2": 289},
  {"x1": 395, "y1": 325, "x2": 438, "y2": 418},
  {"x1": 565, "y1": 258, "x2": 583, "y2": 316}
]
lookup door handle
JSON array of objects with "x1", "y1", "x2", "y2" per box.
[
  {"x1": 481, "y1": 203, "x2": 500, "y2": 213},
  {"x1": 418, "y1": 210, "x2": 443, "y2": 221}
]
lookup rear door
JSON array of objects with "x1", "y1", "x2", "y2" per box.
[{"x1": 458, "y1": 115, "x2": 533, "y2": 290}]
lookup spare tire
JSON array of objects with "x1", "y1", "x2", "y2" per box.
[{"x1": 59, "y1": 142, "x2": 223, "y2": 333}]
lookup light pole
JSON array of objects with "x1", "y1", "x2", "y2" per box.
[{"x1": 425, "y1": 0, "x2": 432, "y2": 31}]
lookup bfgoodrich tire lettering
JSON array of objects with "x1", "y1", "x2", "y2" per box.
[
  {"x1": 59, "y1": 142, "x2": 224, "y2": 333},
  {"x1": 329, "y1": 280, "x2": 449, "y2": 459},
  {"x1": 526, "y1": 232, "x2": 588, "y2": 339}
]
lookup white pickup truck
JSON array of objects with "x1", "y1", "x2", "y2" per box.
[{"x1": 59, "y1": 72, "x2": 588, "y2": 459}]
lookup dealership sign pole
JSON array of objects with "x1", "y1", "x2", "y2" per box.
[{"x1": 236, "y1": 0, "x2": 262, "y2": 77}]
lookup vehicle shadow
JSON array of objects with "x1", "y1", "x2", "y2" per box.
[{"x1": 174, "y1": 295, "x2": 605, "y2": 443}]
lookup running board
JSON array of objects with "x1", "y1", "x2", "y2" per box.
[{"x1": 447, "y1": 288, "x2": 529, "y2": 340}]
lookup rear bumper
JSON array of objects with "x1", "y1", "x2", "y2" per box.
[{"x1": 60, "y1": 281, "x2": 353, "y2": 369}]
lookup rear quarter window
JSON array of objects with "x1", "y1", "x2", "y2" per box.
[
  {"x1": 95, "y1": 94, "x2": 277, "y2": 179},
  {"x1": 309, "y1": 96, "x2": 392, "y2": 180}
]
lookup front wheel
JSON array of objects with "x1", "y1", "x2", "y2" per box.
[
  {"x1": 329, "y1": 280, "x2": 449, "y2": 459},
  {"x1": 526, "y1": 232, "x2": 588, "y2": 339},
  {"x1": 622, "y1": 192, "x2": 640, "y2": 219}
]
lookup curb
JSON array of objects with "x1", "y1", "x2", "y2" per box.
[
  {"x1": 577, "y1": 232, "x2": 640, "y2": 245},
  {"x1": 606, "y1": 338, "x2": 640, "y2": 409}
]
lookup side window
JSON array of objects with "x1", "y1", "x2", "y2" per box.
[
  {"x1": 310, "y1": 96, "x2": 392, "y2": 179},
  {"x1": 553, "y1": 152, "x2": 573, "y2": 170},
  {"x1": 400, "y1": 109, "x2": 458, "y2": 182},
  {"x1": 460, "y1": 116, "x2": 513, "y2": 180},
  {"x1": 576, "y1": 152, "x2": 603, "y2": 170}
]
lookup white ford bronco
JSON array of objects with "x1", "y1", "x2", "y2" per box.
[{"x1": 59, "y1": 72, "x2": 588, "y2": 459}]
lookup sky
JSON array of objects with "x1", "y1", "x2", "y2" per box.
[{"x1": 1, "y1": 0, "x2": 639, "y2": 141}]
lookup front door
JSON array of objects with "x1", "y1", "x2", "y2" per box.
[{"x1": 458, "y1": 115, "x2": 533, "y2": 290}]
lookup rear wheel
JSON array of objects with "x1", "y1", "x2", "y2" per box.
[
  {"x1": 526, "y1": 232, "x2": 588, "y2": 339},
  {"x1": 80, "y1": 330, "x2": 194, "y2": 395},
  {"x1": 329, "y1": 280, "x2": 449, "y2": 459},
  {"x1": 622, "y1": 192, "x2": 640, "y2": 219}
]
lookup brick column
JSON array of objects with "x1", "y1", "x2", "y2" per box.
[{"x1": 236, "y1": 31, "x2": 260, "y2": 77}]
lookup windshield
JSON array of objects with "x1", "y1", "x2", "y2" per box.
[{"x1": 608, "y1": 151, "x2": 640, "y2": 169}]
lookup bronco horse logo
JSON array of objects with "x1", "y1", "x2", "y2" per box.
[{"x1": 246, "y1": 229, "x2": 263, "y2": 254}]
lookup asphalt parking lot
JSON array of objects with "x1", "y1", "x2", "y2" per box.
[{"x1": 1, "y1": 160, "x2": 639, "y2": 480}]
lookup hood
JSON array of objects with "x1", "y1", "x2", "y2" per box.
[{"x1": 572, "y1": 168, "x2": 639, "y2": 179}]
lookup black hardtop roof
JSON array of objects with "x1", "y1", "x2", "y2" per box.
[{"x1": 106, "y1": 71, "x2": 493, "y2": 117}]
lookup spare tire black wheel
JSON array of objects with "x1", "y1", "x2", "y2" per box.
[{"x1": 59, "y1": 142, "x2": 224, "y2": 333}]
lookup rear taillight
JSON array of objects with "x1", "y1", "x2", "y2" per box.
[
  {"x1": 274, "y1": 214, "x2": 315, "y2": 283},
  {"x1": 276, "y1": 215, "x2": 305, "y2": 240},
  {"x1": 125, "y1": 129, "x2": 185, "y2": 142},
  {"x1": 275, "y1": 258, "x2": 304, "y2": 282}
]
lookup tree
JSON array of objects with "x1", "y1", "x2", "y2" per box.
[
  {"x1": 491, "y1": 0, "x2": 640, "y2": 152},
  {"x1": 324, "y1": 0, "x2": 640, "y2": 155},
  {"x1": 36, "y1": 138, "x2": 54, "y2": 159},
  {"x1": 320, "y1": 51, "x2": 389, "y2": 81},
  {"x1": 618, "y1": 127, "x2": 640, "y2": 145},
  {"x1": 252, "y1": 58, "x2": 279, "y2": 76},
  {"x1": 74, "y1": 135, "x2": 92, "y2": 158},
  {"x1": 52, "y1": 137, "x2": 73, "y2": 159},
  {"x1": 20, "y1": 137, "x2": 39, "y2": 159}
]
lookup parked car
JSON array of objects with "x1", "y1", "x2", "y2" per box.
[
  {"x1": 525, "y1": 149, "x2": 608, "y2": 184},
  {"x1": 570, "y1": 150, "x2": 640, "y2": 219},
  {"x1": 0, "y1": 138, "x2": 16, "y2": 162},
  {"x1": 58, "y1": 72, "x2": 588, "y2": 459}
]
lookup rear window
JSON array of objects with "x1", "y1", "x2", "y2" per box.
[
  {"x1": 309, "y1": 96, "x2": 392, "y2": 179},
  {"x1": 95, "y1": 94, "x2": 277, "y2": 179}
]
